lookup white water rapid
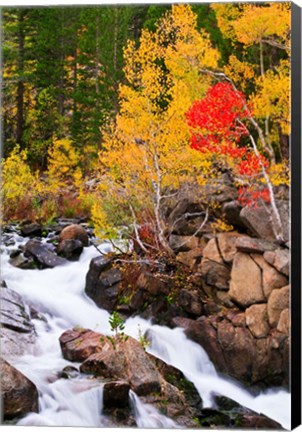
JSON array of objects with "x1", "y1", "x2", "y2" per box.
[{"x1": 1, "y1": 236, "x2": 291, "y2": 429}]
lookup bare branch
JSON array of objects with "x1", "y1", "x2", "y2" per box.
[
  {"x1": 174, "y1": 207, "x2": 209, "y2": 249},
  {"x1": 129, "y1": 204, "x2": 148, "y2": 253}
]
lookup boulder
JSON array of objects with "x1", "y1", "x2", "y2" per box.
[
  {"x1": 267, "y1": 285, "x2": 290, "y2": 327},
  {"x1": 264, "y1": 249, "x2": 289, "y2": 276},
  {"x1": 1, "y1": 358, "x2": 39, "y2": 420},
  {"x1": 9, "y1": 251, "x2": 36, "y2": 270},
  {"x1": 235, "y1": 236, "x2": 277, "y2": 254},
  {"x1": 169, "y1": 234, "x2": 204, "y2": 253},
  {"x1": 240, "y1": 200, "x2": 289, "y2": 242},
  {"x1": 173, "y1": 315, "x2": 288, "y2": 386},
  {"x1": 277, "y1": 308, "x2": 290, "y2": 335},
  {"x1": 103, "y1": 381, "x2": 130, "y2": 408},
  {"x1": 202, "y1": 238, "x2": 223, "y2": 263},
  {"x1": 251, "y1": 254, "x2": 288, "y2": 299},
  {"x1": 245, "y1": 304, "x2": 270, "y2": 338},
  {"x1": 217, "y1": 232, "x2": 244, "y2": 263},
  {"x1": 20, "y1": 223, "x2": 42, "y2": 238},
  {"x1": 79, "y1": 336, "x2": 161, "y2": 396},
  {"x1": 58, "y1": 224, "x2": 89, "y2": 246},
  {"x1": 229, "y1": 253, "x2": 264, "y2": 307},
  {"x1": 57, "y1": 239, "x2": 84, "y2": 261},
  {"x1": 85, "y1": 256, "x2": 121, "y2": 311},
  {"x1": 176, "y1": 249, "x2": 203, "y2": 270},
  {"x1": 1, "y1": 287, "x2": 36, "y2": 358},
  {"x1": 136, "y1": 271, "x2": 169, "y2": 296},
  {"x1": 221, "y1": 200, "x2": 245, "y2": 228},
  {"x1": 178, "y1": 289, "x2": 203, "y2": 316},
  {"x1": 59, "y1": 328, "x2": 110, "y2": 362},
  {"x1": 200, "y1": 259, "x2": 230, "y2": 290},
  {"x1": 24, "y1": 239, "x2": 67, "y2": 268}
]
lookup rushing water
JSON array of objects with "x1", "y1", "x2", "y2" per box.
[{"x1": 1, "y1": 236, "x2": 291, "y2": 429}]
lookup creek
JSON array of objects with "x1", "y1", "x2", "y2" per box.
[{"x1": 1, "y1": 237, "x2": 291, "y2": 429}]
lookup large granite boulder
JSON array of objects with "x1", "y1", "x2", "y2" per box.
[
  {"x1": 24, "y1": 239, "x2": 67, "y2": 269},
  {"x1": 58, "y1": 224, "x2": 89, "y2": 246},
  {"x1": 1, "y1": 358, "x2": 39, "y2": 420}
]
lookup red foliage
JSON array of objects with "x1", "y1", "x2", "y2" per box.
[
  {"x1": 238, "y1": 186, "x2": 271, "y2": 208},
  {"x1": 186, "y1": 82, "x2": 270, "y2": 206},
  {"x1": 186, "y1": 82, "x2": 250, "y2": 153}
]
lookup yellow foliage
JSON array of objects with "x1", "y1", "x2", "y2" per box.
[
  {"x1": 1, "y1": 146, "x2": 42, "y2": 221},
  {"x1": 232, "y1": 3, "x2": 290, "y2": 48},
  {"x1": 224, "y1": 56, "x2": 255, "y2": 92},
  {"x1": 251, "y1": 60, "x2": 290, "y2": 135},
  {"x1": 47, "y1": 138, "x2": 82, "y2": 190},
  {"x1": 95, "y1": 5, "x2": 220, "y2": 241},
  {"x1": 211, "y1": 219, "x2": 234, "y2": 233},
  {"x1": 269, "y1": 162, "x2": 290, "y2": 187}
]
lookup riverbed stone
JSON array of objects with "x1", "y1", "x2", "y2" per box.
[
  {"x1": 103, "y1": 381, "x2": 131, "y2": 408},
  {"x1": 229, "y1": 252, "x2": 264, "y2": 307},
  {"x1": 20, "y1": 223, "x2": 42, "y2": 238},
  {"x1": 59, "y1": 328, "x2": 111, "y2": 362},
  {"x1": 80, "y1": 336, "x2": 161, "y2": 396},
  {"x1": 57, "y1": 239, "x2": 84, "y2": 261},
  {"x1": 58, "y1": 224, "x2": 89, "y2": 246},
  {"x1": 277, "y1": 308, "x2": 290, "y2": 335},
  {"x1": 24, "y1": 239, "x2": 68, "y2": 268},
  {"x1": 1, "y1": 358, "x2": 39, "y2": 420}
]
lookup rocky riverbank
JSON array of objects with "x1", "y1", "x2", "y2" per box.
[{"x1": 1, "y1": 178, "x2": 290, "y2": 427}]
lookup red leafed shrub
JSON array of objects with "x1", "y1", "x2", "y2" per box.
[{"x1": 186, "y1": 82, "x2": 270, "y2": 206}]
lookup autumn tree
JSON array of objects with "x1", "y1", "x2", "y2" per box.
[
  {"x1": 186, "y1": 78, "x2": 286, "y2": 242},
  {"x1": 92, "y1": 4, "x2": 220, "y2": 255},
  {"x1": 211, "y1": 2, "x2": 290, "y2": 161}
]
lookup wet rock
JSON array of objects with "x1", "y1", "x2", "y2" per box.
[
  {"x1": 264, "y1": 249, "x2": 289, "y2": 276},
  {"x1": 20, "y1": 223, "x2": 42, "y2": 238},
  {"x1": 24, "y1": 239, "x2": 68, "y2": 269},
  {"x1": 1, "y1": 358, "x2": 39, "y2": 420},
  {"x1": 1, "y1": 286, "x2": 35, "y2": 334},
  {"x1": 85, "y1": 257, "x2": 122, "y2": 311},
  {"x1": 103, "y1": 381, "x2": 130, "y2": 408},
  {"x1": 57, "y1": 239, "x2": 84, "y2": 261},
  {"x1": 267, "y1": 285, "x2": 290, "y2": 327},
  {"x1": 58, "y1": 365, "x2": 79, "y2": 379},
  {"x1": 59, "y1": 328, "x2": 110, "y2": 362},
  {"x1": 9, "y1": 251, "x2": 36, "y2": 270},
  {"x1": 245, "y1": 304, "x2": 270, "y2": 338},
  {"x1": 229, "y1": 252, "x2": 264, "y2": 307},
  {"x1": 3, "y1": 234, "x2": 16, "y2": 247},
  {"x1": 59, "y1": 224, "x2": 89, "y2": 246},
  {"x1": 80, "y1": 336, "x2": 161, "y2": 396}
]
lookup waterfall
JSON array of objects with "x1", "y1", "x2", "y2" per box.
[{"x1": 1, "y1": 239, "x2": 291, "y2": 429}]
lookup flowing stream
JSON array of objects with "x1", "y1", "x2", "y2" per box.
[{"x1": 1, "y1": 236, "x2": 291, "y2": 429}]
